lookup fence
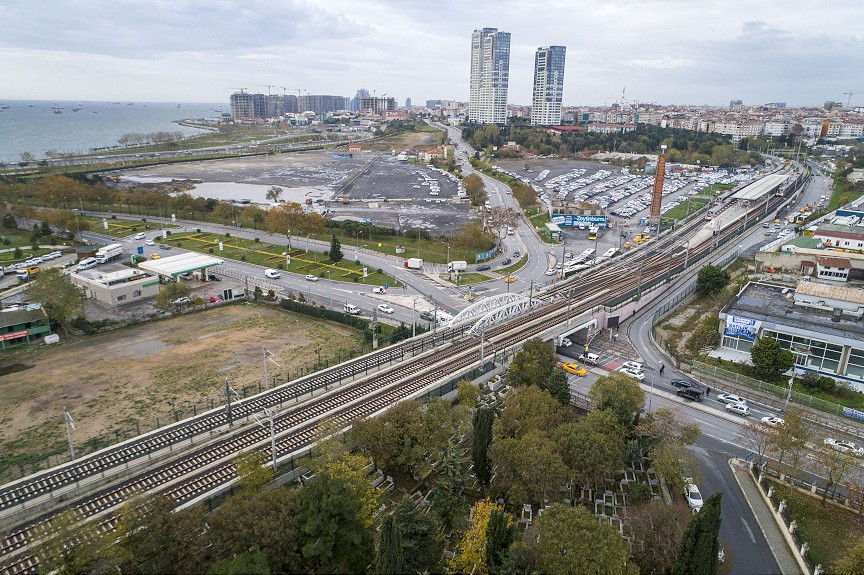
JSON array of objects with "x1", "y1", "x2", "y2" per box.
[{"x1": 754, "y1": 465, "x2": 817, "y2": 574}]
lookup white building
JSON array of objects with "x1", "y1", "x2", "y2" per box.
[
  {"x1": 469, "y1": 27, "x2": 511, "y2": 125},
  {"x1": 530, "y1": 45, "x2": 566, "y2": 126}
]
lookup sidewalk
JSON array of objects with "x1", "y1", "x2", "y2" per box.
[{"x1": 728, "y1": 458, "x2": 803, "y2": 575}]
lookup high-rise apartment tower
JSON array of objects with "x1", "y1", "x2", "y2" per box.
[
  {"x1": 469, "y1": 27, "x2": 511, "y2": 124},
  {"x1": 531, "y1": 45, "x2": 566, "y2": 126}
]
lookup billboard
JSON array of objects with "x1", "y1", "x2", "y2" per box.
[
  {"x1": 724, "y1": 315, "x2": 762, "y2": 341},
  {"x1": 550, "y1": 214, "x2": 608, "y2": 228}
]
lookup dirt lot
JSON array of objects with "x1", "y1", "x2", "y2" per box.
[{"x1": 0, "y1": 303, "x2": 364, "y2": 478}]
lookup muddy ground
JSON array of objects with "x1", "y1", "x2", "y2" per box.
[{"x1": 0, "y1": 303, "x2": 364, "y2": 478}]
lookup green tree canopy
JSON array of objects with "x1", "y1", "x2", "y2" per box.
[
  {"x1": 329, "y1": 233, "x2": 343, "y2": 262},
  {"x1": 154, "y1": 281, "x2": 193, "y2": 313},
  {"x1": 589, "y1": 372, "x2": 645, "y2": 428},
  {"x1": 555, "y1": 409, "x2": 627, "y2": 490},
  {"x1": 377, "y1": 498, "x2": 443, "y2": 575},
  {"x1": 695, "y1": 264, "x2": 730, "y2": 297},
  {"x1": 493, "y1": 386, "x2": 571, "y2": 440},
  {"x1": 750, "y1": 336, "x2": 794, "y2": 380},
  {"x1": 26, "y1": 267, "x2": 84, "y2": 334},
  {"x1": 473, "y1": 406, "x2": 495, "y2": 486},
  {"x1": 673, "y1": 492, "x2": 722, "y2": 575},
  {"x1": 506, "y1": 338, "x2": 557, "y2": 388}
]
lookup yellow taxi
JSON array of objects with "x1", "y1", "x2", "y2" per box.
[
  {"x1": 150, "y1": 253, "x2": 161, "y2": 260},
  {"x1": 623, "y1": 241, "x2": 633, "y2": 249},
  {"x1": 562, "y1": 363, "x2": 587, "y2": 376}
]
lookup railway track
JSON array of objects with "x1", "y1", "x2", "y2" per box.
[{"x1": 0, "y1": 170, "x2": 809, "y2": 573}]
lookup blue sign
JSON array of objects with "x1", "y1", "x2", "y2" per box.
[
  {"x1": 363, "y1": 218, "x2": 373, "y2": 223},
  {"x1": 844, "y1": 407, "x2": 864, "y2": 421},
  {"x1": 550, "y1": 214, "x2": 609, "y2": 228},
  {"x1": 384, "y1": 282, "x2": 389, "y2": 290},
  {"x1": 137, "y1": 247, "x2": 144, "y2": 254},
  {"x1": 724, "y1": 315, "x2": 762, "y2": 341}
]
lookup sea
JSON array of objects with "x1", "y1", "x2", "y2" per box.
[{"x1": 0, "y1": 100, "x2": 226, "y2": 164}]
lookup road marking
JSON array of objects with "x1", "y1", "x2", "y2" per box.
[{"x1": 740, "y1": 517, "x2": 757, "y2": 543}]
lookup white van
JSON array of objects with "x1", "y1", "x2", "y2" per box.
[
  {"x1": 344, "y1": 303, "x2": 361, "y2": 315},
  {"x1": 76, "y1": 257, "x2": 97, "y2": 272},
  {"x1": 578, "y1": 352, "x2": 600, "y2": 365},
  {"x1": 264, "y1": 268, "x2": 281, "y2": 279}
]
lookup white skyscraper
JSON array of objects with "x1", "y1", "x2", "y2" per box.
[
  {"x1": 531, "y1": 45, "x2": 566, "y2": 126},
  {"x1": 469, "y1": 27, "x2": 511, "y2": 125}
]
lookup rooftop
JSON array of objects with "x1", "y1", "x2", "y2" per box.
[
  {"x1": 137, "y1": 252, "x2": 224, "y2": 277},
  {"x1": 724, "y1": 281, "x2": 864, "y2": 340},
  {"x1": 729, "y1": 174, "x2": 788, "y2": 201},
  {"x1": 0, "y1": 304, "x2": 48, "y2": 327},
  {"x1": 818, "y1": 256, "x2": 852, "y2": 268},
  {"x1": 796, "y1": 280, "x2": 864, "y2": 305}
]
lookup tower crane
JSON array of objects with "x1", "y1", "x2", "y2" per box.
[{"x1": 844, "y1": 91, "x2": 859, "y2": 108}]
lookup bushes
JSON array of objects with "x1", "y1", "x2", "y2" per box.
[{"x1": 277, "y1": 263, "x2": 284, "y2": 269}]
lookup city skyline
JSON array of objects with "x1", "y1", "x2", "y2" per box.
[{"x1": 0, "y1": 1, "x2": 862, "y2": 107}]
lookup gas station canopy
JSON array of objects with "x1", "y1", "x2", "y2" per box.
[{"x1": 137, "y1": 252, "x2": 224, "y2": 277}]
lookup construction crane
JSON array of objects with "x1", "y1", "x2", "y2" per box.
[
  {"x1": 232, "y1": 88, "x2": 247, "y2": 94},
  {"x1": 260, "y1": 85, "x2": 275, "y2": 96},
  {"x1": 281, "y1": 88, "x2": 305, "y2": 113},
  {"x1": 844, "y1": 91, "x2": 859, "y2": 108}
]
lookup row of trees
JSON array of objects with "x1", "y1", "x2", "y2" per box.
[{"x1": 118, "y1": 131, "x2": 186, "y2": 148}]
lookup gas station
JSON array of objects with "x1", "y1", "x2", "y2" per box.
[{"x1": 136, "y1": 252, "x2": 225, "y2": 281}]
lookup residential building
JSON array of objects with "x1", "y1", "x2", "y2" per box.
[
  {"x1": 351, "y1": 89, "x2": 370, "y2": 112},
  {"x1": 531, "y1": 45, "x2": 566, "y2": 126},
  {"x1": 299, "y1": 95, "x2": 349, "y2": 117},
  {"x1": 359, "y1": 96, "x2": 396, "y2": 115},
  {"x1": 0, "y1": 304, "x2": 52, "y2": 350},
  {"x1": 230, "y1": 92, "x2": 255, "y2": 119},
  {"x1": 469, "y1": 27, "x2": 511, "y2": 124}
]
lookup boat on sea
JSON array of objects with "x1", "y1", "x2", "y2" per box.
[{"x1": 52, "y1": 104, "x2": 63, "y2": 114}]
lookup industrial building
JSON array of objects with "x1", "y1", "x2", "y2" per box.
[
  {"x1": 71, "y1": 268, "x2": 161, "y2": 307},
  {"x1": 531, "y1": 45, "x2": 566, "y2": 126},
  {"x1": 756, "y1": 219, "x2": 864, "y2": 282},
  {"x1": 469, "y1": 27, "x2": 511, "y2": 125},
  {"x1": 0, "y1": 304, "x2": 52, "y2": 350},
  {"x1": 718, "y1": 280, "x2": 864, "y2": 391}
]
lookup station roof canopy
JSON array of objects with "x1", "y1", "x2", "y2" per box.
[
  {"x1": 729, "y1": 174, "x2": 788, "y2": 202},
  {"x1": 137, "y1": 252, "x2": 224, "y2": 277}
]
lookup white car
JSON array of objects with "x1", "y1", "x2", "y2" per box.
[
  {"x1": 264, "y1": 269, "x2": 281, "y2": 279},
  {"x1": 683, "y1": 480, "x2": 703, "y2": 511},
  {"x1": 761, "y1": 416, "x2": 784, "y2": 427},
  {"x1": 145, "y1": 239, "x2": 155, "y2": 246},
  {"x1": 372, "y1": 286, "x2": 386, "y2": 294},
  {"x1": 717, "y1": 393, "x2": 746, "y2": 405},
  {"x1": 725, "y1": 403, "x2": 751, "y2": 416},
  {"x1": 377, "y1": 303, "x2": 395, "y2": 314},
  {"x1": 618, "y1": 366, "x2": 645, "y2": 381},
  {"x1": 559, "y1": 337, "x2": 572, "y2": 347},
  {"x1": 621, "y1": 361, "x2": 643, "y2": 372},
  {"x1": 824, "y1": 438, "x2": 864, "y2": 456},
  {"x1": 304, "y1": 274, "x2": 319, "y2": 282},
  {"x1": 133, "y1": 232, "x2": 146, "y2": 240},
  {"x1": 545, "y1": 268, "x2": 557, "y2": 276}
]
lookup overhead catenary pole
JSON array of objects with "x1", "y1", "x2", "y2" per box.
[{"x1": 225, "y1": 378, "x2": 233, "y2": 427}]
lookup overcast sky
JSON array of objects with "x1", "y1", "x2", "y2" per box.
[{"x1": 1, "y1": 0, "x2": 861, "y2": 107}]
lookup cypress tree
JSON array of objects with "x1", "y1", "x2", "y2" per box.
[
  {"x1": 375, "y1": 514, "x2": 404, "y2": 575},
  {"x1": 673, "y1": 492, "x2": 722, "y2": 575},
  {"x1": 329, "y1": 234, "x2": 343, "y2": 263},
  {"x1": 473, "y1": 407, "x2": 494, "y2": 486},
  {"x1": 486, "y1": 508, "x2": 514, "y2": 574}
]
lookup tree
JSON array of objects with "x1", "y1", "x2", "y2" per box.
[
  {"x1": 207, "y1": 487, "x2": 302, "y2": 575},
  {"x1": 628, "y1": 500, "x2": 692, "y2": 575},
  {"x1": 813, "y1": 440, "x2": 856, "y2": 505},
  {"x1": 486, "y1": 205, "x2": 519, "y2": 238},
  {"x1": 295, "y1": 472, "x2": 374, "y2": 573},
  {"x1": 695, "y1": 264, "x2": 730, "y2": 297},
  {"x1": 535, "y1": 504, "x2": 632, "y2": 575},
  {"x1": 485, "y1": 508, "x2": 514, "y2": 575},
  {"x1": 376, "y1": 514, "x2": 404, "y2": 575},
  {"x1": 634, "y1": 407, "x2": 701, "y2": 492},
  {"x1": 432, "y1": 439, "x2": 470, "y2": 531},
  {"x1": 329, "y1": 233, "x2": 343, "y2": 262},
  {"x1": 457, "y1": 379, "x2": 480, "y2": 408},
  {"x1": 555, "y1": 410, "x2": 627, "y2": 493},
  {"x1": 750, "y1": 336, "x2": 794, "y2": 380},
  {"x1": 26, "y1": 268, "x2": 84, "y2": 334},
  {"x1": 473, "y1": 407, "x2": 495, "y2": 486},
  {"x1": 736, "y1": 420, "x2": 772, "y2": 464},
  {"x1": 450, "y1": 499, "x2": 498, "y2": 575},
  {"x1": 493, "y1": 386, "x2": 570, "y2": 440},
  {"x1": 243, "y1": 205, "x2": 266, "y2": 230},
  {"x1": 350, "y1": 400, "x2": 424, "y2": 472},
  {"x1": 209, "y1": 552, "x2": 270, "y2": 575},
  {"x1": 489, "y1": 429, "x2": 567, "y2": 505},
  {"x1": 377, "y1": 498, "x2": 443, "y2": 575},
  {"x1": 589, "y1": 372, "x2": 645, "y2": 428},
  {"x1": 464, "y1": 173, "x2": 487, "y2": 206},
  {"x1": 544, "y1": 369, "x2": 571, "y2": 405},
  {"x1": 673, "y1": 492, "x2": 722, "y2": 575},
  {"x1": 233, "y1": 450, "x2": 274, "y2": 493},
  {"x1": 212, "y1": 202, "x2": 237, "y2": 225},
  {"x1": 834, "y1": 538, "x2": 864, "y2": 574},
  {"x1": 767, "y1": 408, "x2": 810, "y2": 470},
  {"x1": 154, "y1": 281, "x2": 193, "y2": 313},
  {"x1": 32, "y1": 508, "x2": 111, "y2": 574},
  {"x1": 265, "y1": 185, "x2": 284, "y2": 203},
  {"x1": 507, "y1": 338, "x2": 557, "y2": 388}
]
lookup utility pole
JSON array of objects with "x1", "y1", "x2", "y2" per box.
[
  {"x1": 225, "y1": 378, "x2": 233, "y2": 427},
  {"x1": 371, "y1": 309, "x2": 379, "y2": 349},
  {"x1": 64, "y1": 406, "x2": 76, "y2": 461},
  {"x1": 263, "y1": 348, "x2": 280, "y2": 391},
  {"x1": 253, "y1": 408, "x2": 278, "y2": 471},
  {"x1": 529, "y1": 280, "x2": 534, "y2": 306},
  {"x1": 412, "y1": 297, "x2": 417, "y2": 338}
]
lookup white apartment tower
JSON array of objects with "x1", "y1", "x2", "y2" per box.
[
  {"x1": 469, "y1": 27, "x2": 511, "y2": 124},
  {"x1": 531, "y1": 46, "x2": 566, "y2": 126}
]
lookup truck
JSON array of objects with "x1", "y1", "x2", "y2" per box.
[
  {"x1": 405, "y1": 258, "x2": 424, "y2": 270},
  {"x1": 446, "y1": 260, "x2": 468, "y2": 273},
  {"x1": 16, "y1": 266, "x2": 40, "y2": 282},
  {"x1": 95, "y1": 243, "x2": 124, "y2": 264},
  {"x1": 344, "y1": 303, "x2": 361, "y2": 315}
]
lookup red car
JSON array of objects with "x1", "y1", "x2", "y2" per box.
[{"x1": 209, "y1": 295, "x2": 223, "y2": 303}]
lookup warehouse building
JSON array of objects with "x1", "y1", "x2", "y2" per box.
[
  {"x1": 71, "y1": 268, "x2": 161, "y2": 307},
  {"x1": 0, "y1": 304, "x2": 53, "y2": 350}
]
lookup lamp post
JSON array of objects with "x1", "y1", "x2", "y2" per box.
[
  {"x1": 253, "y1": 408, "x2": 278, "y2": 471},
  {"x1": 412, "y1": 297, "x2": 417, "y2": 337}
]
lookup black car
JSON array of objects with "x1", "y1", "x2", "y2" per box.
[
  {"x1": 208, "y1": 273, "x2": 221, "y2": 281},
  {"x1": 677, "y1": 387, "x2": 704, "y2": 402},
  {"x1": 159, "y1": 244, "x2": 172, "y2": 250},
  {"x1": 501, "y1": 258, "x2": 512, "y2": 266},
  {"x1": 671, "y1": 379, "x2": 695, "y2": 389},
  {"x1": 420, "y1": 310, "x2": 435, "y2": 321},
  {"x1": 477, "y1": 265, "x2": 491, "y2": 271},
  {"x1": 513, "y1": 251, "x2": 520, "y2": 258}
]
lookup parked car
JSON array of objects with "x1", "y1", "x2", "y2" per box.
[
  {"x1": 683, "y1": 480, "x2": 703, "y2": 511},
  {"x1": 304, "y1": 274, "x2": 319, "y2": 282},
  {"x1": 677, "y1": 387, "x2": 704, "y2": 401},
  {"x1": 145, "y1": 239, "x2": 155, "y2": 246},
  {"x1": 159, "y1": 244, "x2": 171, "y2": 250},
  {"x1": 824, "y1": 438, "x2": 864, "y2": 456},
  {"x1": 621, "y1": 361, "x2": 643, "y2": 372},
  {"x1": 178, "y1": 273, "x2": 193, "y2": 280},
  {"x1": 717, "y1": 393, "x2": 746, "y2": 405},
  {"x1": 207, "y1": 274, "x2": 221, "y2": 281},
  {"x1": 209, "y1": 295, "x2": 223, "y2": 303},
  {"x1": 377, "y1": 303, "x2": 395, "y2": 314},
  {"x1": 173, "y1": 296, "x2": 192, "y2": 306},
  {"x1": 477, "y1": 264, "x2": 491, "y2": 271},
  {"x1": 618, "y1": 366, "x2": 645, "y2": 381},
  {"x1": 671, "y1": 379, "x2": 696, "y2": 389},
  {"x1": 134, "y1": 232, "x2": 146, "y2": 240},
  {"x1": 761, "y1": 416, "x2": 784, "y2": 427},
  {"x1": 561, "y1": 363, "x2": 587, "y2": 377},
  {"x1": 725, "y1": 403, "x2": 751, "y2": 416},
  {"x1": 420, "y1": 310, "x2": 435, "y2": 321},
  {"x1": 559, "y1": 337, "x2": 572, "y2": 347},
  {"x1": 372, "y1": 286, "x2": 386, "y2": 294}
]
